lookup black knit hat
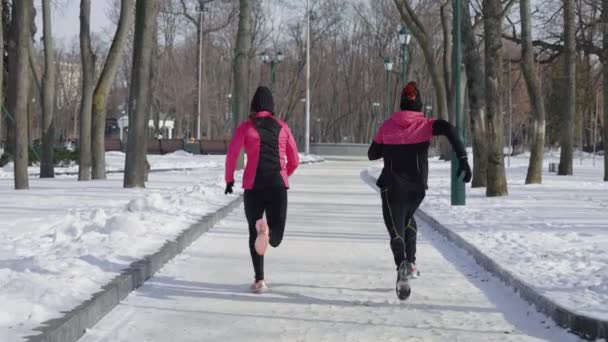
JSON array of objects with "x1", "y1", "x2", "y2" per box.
[
  {"x1": 250, "y1": 86, "x2": 275, "y2": 114},
  {"x1": 400, "y1": 81, "x2": 423, "y2": 112}
]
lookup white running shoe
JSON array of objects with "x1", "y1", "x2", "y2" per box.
[{"x1": 250, "y1": 280, "x2": 268, "y2": 294}]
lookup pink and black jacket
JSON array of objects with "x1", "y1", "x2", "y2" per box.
[
  {"x1": 368, "y1": 110, "x2": 466, "y2": 190},
  {"x1": 225, "y1": 111, "x2": 300, "y2": 190}
]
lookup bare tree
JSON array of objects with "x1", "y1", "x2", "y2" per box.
[
  {"x1": 462, "y1": 0, "x2": 487, "y2": 187},
  {"x1": 78, "y1": 0, "x2": 96, "y2": 181},
  {"x1": 7, "y1": 0, "x2": 32, "y2": 189},
  {"x1": 40, "y1": 0, "x2": 56, "y2": 178},
  {"x1": 392, "y1": 0, "x2": 448, "y2": 124},
  {"x1": 559, "y1": 0, "x2": 576, "y2": 175},
  {"x1": 91, "y1": 0, "x2": 135, "y2": 180},
  {"x1": 0, "y1": 0, "x2": 3, "y2": 150},
  {"x1": 603, "y1": 0, "x2": 608, "y2": 181},
  {"x1": 520, "y1": 0, "x2": 546, "y2": 184},
  {"x1": 124, "y1": 0, "x2": 160, "y2": 188},
  {"x1": 484, "y1": 0, "x2": 508, "y2": 196},
  {"x1": 232, "y1": 0, "x2": 251, "y2": 132}
]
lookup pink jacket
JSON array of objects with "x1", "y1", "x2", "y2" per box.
[
  {"x1": 225, "y1": 111, "x2": 300, "y2": 190},
  {"x1": 374, "y1": 111, "x2": 437, "y2": 145}
]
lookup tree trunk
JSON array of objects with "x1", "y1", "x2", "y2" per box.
[
  {"x1": 4, "y1": 1, "x2": 15, "y2": 157},
  {"x1": 441, "y1": 3, "x2": 452, "y2": 122},
  {"x1": 40, "y1": 0, "x2": 55, "y2": 178},
  {"x1": 462, "y1": 0, "x2": 487, "y2": 188},
  {"x1": 92, "y1": 0, "x2": 134, "y2": 180},
  {"x1": 392, "y1": 0, "x2": 449, "y2": 124},
  {"x1": 124, "y1": 0, "x2": 159, "y2": 188},
  {"x1": 603, "y1": 0, "x2": 608, "y2": 181},
  {"x1": 520, "y1": 0, "x2": 546, "y2": 184},
  {"x1": 559, "y1": 0, "x2": 576, "y2": 175},
  {"x1": 78, "y1": 0, "x2": 95, "y2": 181},
  {"x1": 0, "y1": 0, "x2": 3, "y2": 151},
  {"x1": 232, "y1": 0, "x2": 251, "y2": 170},
  {"x1": 7, "y1": 0, "x2": 32, "y2": 189},
  {"x1": 484, "y1": 0, "x2": 508, "y2": 196}
]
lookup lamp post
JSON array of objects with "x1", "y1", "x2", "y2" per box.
[
  {"x1": 384, "y1": 57, "x2": 393, "y2": 119},
  {"x1": 399, "y1": 26, "x2": 411, "y2": 88},
  {"x1": 451, "y1": 0, "x2": 465, "y2": 206},
  {"x1": 226, "y1": 93, "x2": 233, "y2": 121},
  {"x1": 371, "y1": 102, "x2": 381, "y2": 139},
  {"x1": 305, "y1": 0, "x2": 311, "y2": 154},
  {"x1": 261, "y1": 50, "x2": 284, "y2": 92},
  {"x1": 196, "y1": 5, "x2": 208, "y2": 140}
]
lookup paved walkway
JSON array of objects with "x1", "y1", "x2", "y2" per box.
[{"x1": 79, "y1": 161, "x2": 579, "y2": 342}]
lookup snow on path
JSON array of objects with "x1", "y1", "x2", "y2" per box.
[{"x1": 79, "y1": 161, "x2": 579, "y2": 342}]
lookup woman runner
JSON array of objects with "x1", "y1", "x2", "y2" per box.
[
  {"x1": 225, "y1": 86, "x2": 300, "y2": 293},
  {"x1": 368, "y1": 81, "x2": 472, "y2": 300}
]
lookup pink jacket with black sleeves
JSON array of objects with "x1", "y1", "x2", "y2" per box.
[{"x1": 225, "y1": 111, "x2": 300, "y2": 190}]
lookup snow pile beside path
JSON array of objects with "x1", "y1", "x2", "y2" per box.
[
  {"x1": 0, "y1": 151, "x2": 222, "y2": 178},
  {"x1": 375, "y1": 152, "x2": 608, "y2": 321},
  {"x1": 0, "y1": 158, "x2": 233, "y2": 341},
  {"x1": 99, "y1": 151, "x2": 223, "y2": 172},
  {"x1": 299, "y1": 153, "x2": 325, "y2": 163},
  {"x1": 0, "y1": 163, "x2": 14, "y2": 179}
]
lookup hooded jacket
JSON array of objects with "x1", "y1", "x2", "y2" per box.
[
  {"x1": 226, "y1": 111, "x2": 300, "y2": 190},
  {"x1": 368, "y1": 110, "x2": 465, "y2": 190}
]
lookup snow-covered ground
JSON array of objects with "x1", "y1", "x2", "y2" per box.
[
  {"x1": 0, "y1": 152, "x2": 324, "y2": 178},
  {"x1": 0, "y1": 151, "x2": 322, "y2": 341},
  {"x1": 0, "y1": 154, "x2": 232, "y2": 341},
  {"x1": 371, "y1": 151, "x2": 608, "y2": 322},
  {"x1": 79, "y1": 160, "x2": 579, "y2": 342},
  {"x1": 0, "y1": 151, "x2": 216, "y2": 178}
]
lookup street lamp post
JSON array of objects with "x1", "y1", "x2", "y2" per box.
[
  {"x1": 371, "y1": 102, "x2": 381, "y2": 140},
  {"x1": 425, "y1": 105, "x2": 433, "y2": 118},
  {"x1": 226, "y1": 93, "x2": 233, "y2": 120},
  {"x1": 451, "y1": 0, "x2": 465, "y2": 206},
  {"x1": 196, "y1": 5, "x2": 205, "y2": 140},
  {"x1": 384, "y1": 57, "x2": 393, "y2": 120},
  {"x1": 399, "y1": 26, "x2": 411, "y2": 88},
  {"x1": 261, "y1": 50, "x2": 284, "y2": 92},
  {"x1": 305, "y1": 0, "x2": 311, "y2": 154}
]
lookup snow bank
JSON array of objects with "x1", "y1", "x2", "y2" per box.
[
  {"x1": 0, "y1": 156, "x2": 235, "y2": 341},
  {"x1": 371, "y1": 152, "x2": 608, "y2": 322},
  {"x1": 299, "y1": 153, "x2": 325, "y2": 163}
]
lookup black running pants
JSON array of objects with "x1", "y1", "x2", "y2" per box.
[
  {"x1": 244, "y1": 187, "x2": 288, "y2": 282},
  {"x1": 381, "y1": 187, "x2": 425, "y2": 268}
]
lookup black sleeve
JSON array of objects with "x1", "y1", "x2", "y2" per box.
[
  {"x1": 432, "y1": 119, "x2": 467, "y2": 158},
  {"x1": 368, "y1": 141, "x2": 383, "y2": 161}
]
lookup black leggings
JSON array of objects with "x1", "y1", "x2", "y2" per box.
[
  {"x1": 381, "y1": 187, "x2": 425, "y2": 268},
  {"x1": 244, "y1": 187, "x2": 288, "y2": 281}
]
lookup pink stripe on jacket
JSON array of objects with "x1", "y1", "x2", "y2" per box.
[
  {"x1": 373, "y1": 110, "x2": 436, "y2": 145},
  {"x1": 225, "y1": 111, "x2": 300, "y2": 190}
]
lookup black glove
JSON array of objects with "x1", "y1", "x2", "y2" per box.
[
  {"x1": 457, "y1": 158, "x2": 472, "y2": 183},
  {"x1": 224, "y1": 182, "x2": 234, "y2": 195}
]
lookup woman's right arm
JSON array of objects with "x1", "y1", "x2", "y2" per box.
[
  {"x1": 225, "y1": 122, "x2": 247, "y2": 184},
  {"x1": 432, "y1": 119, "x2": 472, "y2": 182},
  {"x1": 368, "y1": 125, "x2": 383, "y2": 161},
  {"x1": 431, "y1": 119, "x2": 467, "y2": 158}
]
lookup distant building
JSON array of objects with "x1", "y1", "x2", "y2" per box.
[{"x1": 116, "y1": 115, "x2": 175, "y2": 141}]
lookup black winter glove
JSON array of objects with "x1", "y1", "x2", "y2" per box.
[
  {"x1": 457, "y1": 158, "x2": 472, "y2": 183},
  {"x1": 224, "y1": 182, "x2": 234, "y2": 195}
]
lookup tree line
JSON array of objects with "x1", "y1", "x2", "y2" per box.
[{"x1": 0, "y1": 0, "x2": 607, "y2": 195}]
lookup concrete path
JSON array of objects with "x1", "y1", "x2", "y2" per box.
[{"x1": 79, "y1": 161, "x2": 580, "y2": 342}]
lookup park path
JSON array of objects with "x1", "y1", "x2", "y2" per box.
[{"x1": 79, "y1": 160, "x2": 579, "y2": 342}]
